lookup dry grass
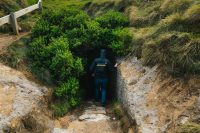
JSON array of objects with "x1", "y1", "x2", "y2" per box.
[
  {"x1": 141, "y1": 32, "x2": 200, "y2": 74},
  {"x1": 160, "y1": 0, "x2": 193, "y2": 14},
  {"x1": 159, "y1": 13, "x2": 182, "y2": 26},
  {"x1": 176, "y1": 123, "x2": 200, "y2": 133},
  {"x1": 183, "y1": 4, "x2": 200, "y2": 24},
  {"x1": 126, "y1": 0, "x2": 200, "y2": 75}
]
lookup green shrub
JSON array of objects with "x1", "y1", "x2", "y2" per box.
[
  {"x1": 30, "y1": 8, "x2": 131, "y2": 116},
  {"x1": 32, "y1": 20, "x2": 62, "y2": 42},
  {"x1": 29, "y1": 36, "x2": 84, "y2": 83},
  {"x1": 50, "y1": 50, "x2": 84, "y2": 82},
  {"x1": 109, "y1": 28, "x2": 132, "y2": 56},
  {"x1": 95, "y1": 10, "x2": 129, "y2": 29},
  {"x1": 65, "y1": 26, "x2": 88, "y2": 49},
  {"x1": 29, "y1": 37, "x2": 48, "y2": 66},
  {"x1": 55, "y1": 77, "x2": 81, "y2": 107},
  {"x1": 85, "y1": 21, "x2": 102, "y2": 47},
  {"x1": 62, "y1": 11, "x2": 91, "y2": 30}
]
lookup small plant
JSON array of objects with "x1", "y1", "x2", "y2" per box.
[
  {"x1": 95, "y1": 10, "x2": 129, "y2": 29},
  {"x1": 112, "y1": 100, "x2": 123, "y2": 119},
  {"x1": 55, "y1": 77, "x2": 81, "y2": 107},
  {"x1": 51, "y1": 102, "x2": 70, "y2": 117}
]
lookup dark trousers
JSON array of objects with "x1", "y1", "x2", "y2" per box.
[{"x1": 95, "y1": 78, "x2": 108, "y2": 104}]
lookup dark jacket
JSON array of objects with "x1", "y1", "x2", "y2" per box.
[{"x1": 90, "y1": 49, "x2": 112, "y2": 79}]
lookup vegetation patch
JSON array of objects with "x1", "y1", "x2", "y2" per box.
[
  {"x1": 84, "y1": 0, "x2": 132, "y2": 17},
  {"x1": 29, "y1": 8, "x2": 131, "y2": 116},
  {"x1": 176, "y1": 123, "x2": 200, "y2": 133},
  {"x1": 0, "y1": 0, "x2": 40, "y2": 33},
  {"x1": 43, "y1": 0, "x2": 91, "y2": 11},
  {"x1": 112, "y1": 101, "x2": 137, "y2": 133},
  {"x1": 0, "y1": 35, "x2": 30, "y2": 69},
  {"x1": 128, "y1": 0, "x2": 200, "y2": 75}
]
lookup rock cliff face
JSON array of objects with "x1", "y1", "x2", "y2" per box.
[{"x1": 116, "y1": 57, "x2": 200, "y2": 133}]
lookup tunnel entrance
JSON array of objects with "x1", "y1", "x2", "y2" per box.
[{"x1": 79, "y1": 48, "x2": 117, "y2": 101}]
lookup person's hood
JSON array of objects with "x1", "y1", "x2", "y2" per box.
[{"x1": 100, "y1": 49, "x2": 106, "y2": 59}]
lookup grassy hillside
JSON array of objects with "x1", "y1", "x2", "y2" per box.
[
  {"x1": 125, "y1": 0, "x2": 200, "y2": 75},
  {"x1": 2, "y1": 0, "x2": 200, "y2": 79},
  {"x1": 84, "y1": 0, "x2": 200, "y2": 75},
  {"x1": 0, "y1": 0, "x2": 94, "y2": 33},
  {"x1": 1, "y1": 0, "x2": 200, "y2": 79},
  {"x1": 43, "y1": 0, "x2": 91, "y2": 10}
]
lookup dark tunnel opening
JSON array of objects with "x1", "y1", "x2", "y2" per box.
[{"x1": 79, "y1": 48, "x2": 117, "y2": 101}]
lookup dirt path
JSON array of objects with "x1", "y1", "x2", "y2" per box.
[
  {"x1": 0, "y1": 32, "x2": 29, "y2": 52},
  {"x1": 53, "y1": 101, "x2": 122, "y2": 133}
]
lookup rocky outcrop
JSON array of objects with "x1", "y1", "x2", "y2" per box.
[
  {"x1": 117, "y1": 57, "x2": 159, "y2": 132},
  {"x1": 0, "y1": 63, "x2": 52, "y2": 132},
  {"x1": 116, "y1": 57, "x2": 200, "y2": 133}
]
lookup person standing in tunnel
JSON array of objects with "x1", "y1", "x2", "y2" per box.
[{"x1": 90, "y1": 49, "x2": 113, "y2": 106}]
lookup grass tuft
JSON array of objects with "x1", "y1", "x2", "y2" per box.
[
  {"x1": 160, "y1": 0, "x2": 193, "y2": 15},
  {"x1": 183, "y1": 4, "x2": 200, "y2": 24},
  {"x1": 176, "y1": 123, "x2": 200, "y2": 133}
]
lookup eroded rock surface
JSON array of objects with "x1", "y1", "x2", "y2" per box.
[
  {"x1": 0, "y1": 63, "x2": 50, "y2": 131},
  {"x1": 117, "y1": 57, "x2": 158, "y2": 132},
  {"x1": 117, "y1": 57, "x2": 200, "y2": 133}
]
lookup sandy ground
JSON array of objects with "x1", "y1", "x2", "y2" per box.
[{"x1": 0, "y1": 84, "x2": 16, "y2": 116}]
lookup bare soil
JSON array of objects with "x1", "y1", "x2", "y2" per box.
[{"x1": 0, "y1": 32, "x2": 29, "y2": 54}]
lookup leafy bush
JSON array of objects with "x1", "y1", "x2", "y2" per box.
[
  {"x1": 55, "y1": 77, "x2": 80, "y2": 107},
  {"x1": 109, "y1": 28, "x2": 132, "y2": 56},
  {"x1": 62, "y1": 11, "x2": 91, "y2": 30},
  {"x1": 30, "y1": 8, "x2": 131, "y2": 116},
  {"x1": 50, "y1": 50, "x2": 84, "y2": 83},
  {"x1": 95, "y1": 10, "x2": 129, "y2": 29}
]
